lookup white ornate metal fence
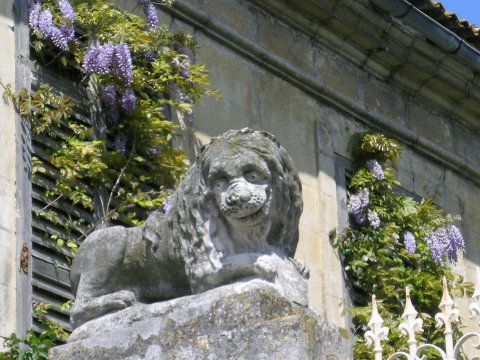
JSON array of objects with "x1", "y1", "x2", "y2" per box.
[{"x1": 366, "y1": 275, "x2": 480, "y2": 360}]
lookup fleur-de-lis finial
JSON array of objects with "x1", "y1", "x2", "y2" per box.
[
  {"x1": 435, "y1": 277, "x2": 459, "y2": 359},
  {"x1": 470, "y1": 267, "x2": 480, "y2": 320},
  {"x1": 399, "y1": 287, "x2": 423, "y2": 358},
  {"x1": 365, "y1": 295, "x2": 389, "y2": 360}
]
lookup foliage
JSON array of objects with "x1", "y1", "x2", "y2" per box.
[
  {"x1": 2, "y1": 0, "x2": 218, "y2": 357},
  {"x1": 334, "y1": 132, "x2": 472, "y2": 359},
  {"x1": 3, "y1": 0, "x2": 219, "y2": 246},
  {"x1": 0, "y1": 303, "x2": 70, "y2": 360},
  {"x1": 0, "y1": 331, "x2": 56, "y2": 360}
]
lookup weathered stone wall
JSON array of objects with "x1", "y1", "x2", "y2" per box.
[
  {"x1": 133, "y1": 0, "x2": 480, "y2": 337},
  {"x1": 1, "y1": 0, "x2": 478, "y2": 348},
  {"x1": 0, "y1": 0, "x2": 19, "y2": 349}
]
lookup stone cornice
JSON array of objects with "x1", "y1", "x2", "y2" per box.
[{"x1": 248, "y1": 0, "x2": 480, "y2": 131}]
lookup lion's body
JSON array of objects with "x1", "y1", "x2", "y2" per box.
[{"x1": 70, "y1": 129, "x2": 307, "y2": 329}]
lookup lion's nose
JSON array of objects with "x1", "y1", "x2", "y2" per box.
[
  {"x1": 225, "y1": 186, "x2": 251, "y2": 205},
  {"x1": 226, "y1": 193, "x2": 239, "y2": 206}
]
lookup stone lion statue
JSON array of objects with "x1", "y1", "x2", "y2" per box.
[{"x1": 70, "y1": 128, "x2": 308, "y2": 329}]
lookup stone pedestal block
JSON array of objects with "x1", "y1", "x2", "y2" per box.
[{"x1": 50, "y1": 280, "x2": 351, "y2": 360}]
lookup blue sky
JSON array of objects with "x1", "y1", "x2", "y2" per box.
[{"x1": 438, "y1": 0, "x2": 480, "y2": 25}]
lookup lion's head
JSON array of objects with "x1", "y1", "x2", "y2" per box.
[{"x1": 165, "y1": 128, "x2": 303, "y2": 279}]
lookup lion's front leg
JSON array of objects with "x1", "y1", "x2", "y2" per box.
[
  {"x1": 70, "y1": 289, "x2": 137, "y2": 329},
  {"x1": 190, "y1": 253, "x2": 279, "y2": 293}
]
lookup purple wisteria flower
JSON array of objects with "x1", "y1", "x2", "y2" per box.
[
  {"x1": 168, "y1": 84, "x2": 196, "y2": 123},
  {"x1": 425, "y1": 225, "x2": 466, "y2": 264},
  {"x1": 180, "y1": 69, "x2": 191, "y2": 79},
  {"x1": 172, "y1": 56, "x2": 191, "y2": 78},
  {"x1": 142, "y1": 2, "x2": 159, "y2": 29},
  {"x1": 57, "y1": 0, "x2": 75, "y2": 22},
  {"x1": 29, "y1": 2, "x2": 75, "y2": 51},
  {"x1": 101, "y1": 84, "x2": 117, "y2": 107},
  {"x1": 443, "y1": 225, "x2": 465, "y2": 263},
  {"x1": 29, "y1": 2, "x2": 41, "y2": 29},
  {"x1": 403, "y1": 231, "x2": 416, "y2": 254},
  {"x1": 97, "y1": 43, "x2": 115, "y2": 75},
  {"x1": 51, "y1": 28, "x2": 69, "y2": 51},
  {"x1": 448, "y1": 225, "x2": 465, "y2": 252},
  {"x1": 101, "y1": 84, "x2": 119, "y2": 125},
  {"x1": 347, "y1": 188, "x2": 370, "y2": 225},
  {"x1": 37, "y1": 8, "x2": 57, "y2": 38},
  {"x1": 366, "y1": 159, "x2": 385, "y2": 180},
  {"x1": 82, "y1": 42, "x2": 133, "y2": 84},
  {"x1": 426, "y1": 231, "x2": 444, "y2": 265},
  {"x1": 60, "y1": 23, "x2": 75, "y2": 42},
  {"x1": 82, "y1": 44, "x2": 101, "y2": 75},
  {"x1": 114, "y1": 133, "x2": 128, "y2": 155},
  {"x1": 367, "y1": 210, "x2": 380, "y2": 229},
  {"x1": 112, "y1": 42, "x2": 133, "y2": 84},
  {"x1": 121, "y1": 88, "x2": 136, "y2": 114}
]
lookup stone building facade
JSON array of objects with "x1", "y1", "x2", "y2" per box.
[{"x1": 2, "y1": 0, "x2": 480, "y2": 353}]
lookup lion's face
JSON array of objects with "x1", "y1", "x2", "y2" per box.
[
  {"x1": 207, "y1": 149, "x2": 272, "y2": 227},
  {"x1": 175, "y1": 128, "x2": 302, "y2": 258}
]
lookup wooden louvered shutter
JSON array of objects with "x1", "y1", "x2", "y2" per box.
[{"x1": 29, "y1": 62, "x2": 97, "y2": 335}]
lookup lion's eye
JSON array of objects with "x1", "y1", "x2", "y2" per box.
[
  {"x1": 213, "y1": 178, "x2": 228, "y2": 189},
  {"x1": 244, "y1": 171, "x2": 263, "y2": 183}
]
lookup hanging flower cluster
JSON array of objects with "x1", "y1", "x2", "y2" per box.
[
  {"x1": 29, "y1": 0, "x2": 76, "y2": 51},
  {"x1": 169, "y1": 83, "x2": 196, "y2": 124},
  {"x1": 367, "y1": 209, "x2": 380, "y2": 229},
  {"x1": 141, "y1": 1, "x2": 159, "y2": 29},
  {"x1": 402, "y1": 231, "x2": 416, "y2": 254},
  {"x1": 113, "y1": 133, "x2": 128, "y2": 155},
  {"x1": 366, "y1": 159, "x2": 385, "y2": 180},
  {"x1": 82, "y1": 42, "x2": 133, "y2": 84},
  {"x1": 100, "y1": 84, "x2": 137, "y2": 128},
  {"x1": 425, "y1": 225, "x2": 465, "y2": 264},
  {"x1": 347, "y1": 188, "x2": 380, "y2": 229},
  {"x1": 172, "y1": 56, "x2": 191, "y2": 79},
  {"x1": 82, "y1": 41, "x2": 137, "y2": 129},
  {"x1": 348, "y1": 158, "x2": 385, "y2": 228},
  {"x1": 347, "y1": 188, "x2": 369, "y2": 225}
]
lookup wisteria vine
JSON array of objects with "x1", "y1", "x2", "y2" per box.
[
  {"x1": 335, "y1": 132, "x2": 471, "y2": 360},
  {"x1": 347, "y1": 159, "x2": 465, "y2": 265},
  {"x1": 0, "y1": 0, "x2": 218, "y2": 356},
  {"x1": 23, "y1": 0, "x2": 219, "y2": 232}
]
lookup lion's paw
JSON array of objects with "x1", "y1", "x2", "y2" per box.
[
  {"x1": 253, "y1": 255, "x2": 278, "y2": 280},
  {"x1": 107, "y1": 290, "x2": 137, "y2": 310}
]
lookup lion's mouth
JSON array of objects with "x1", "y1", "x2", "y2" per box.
[{"x1": 235, "y1": 206, "x2": 264, "y2": 222}]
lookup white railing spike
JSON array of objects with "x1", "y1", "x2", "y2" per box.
[
  {"x1": 398, "y1": 287, "x2": 423, "y2": 359},
  {"x1": 370, "y1": 278, "x2": 480, "y2": 360},
  {"x1": 434, "y1": 277, "x2": 459, "y2": 360},
  {"x1": 365, "y1": 295, "x2": 389, "y2": 360},
  {"x1": 469, "y1": 267, "x2": 480, "y2": 320}
]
